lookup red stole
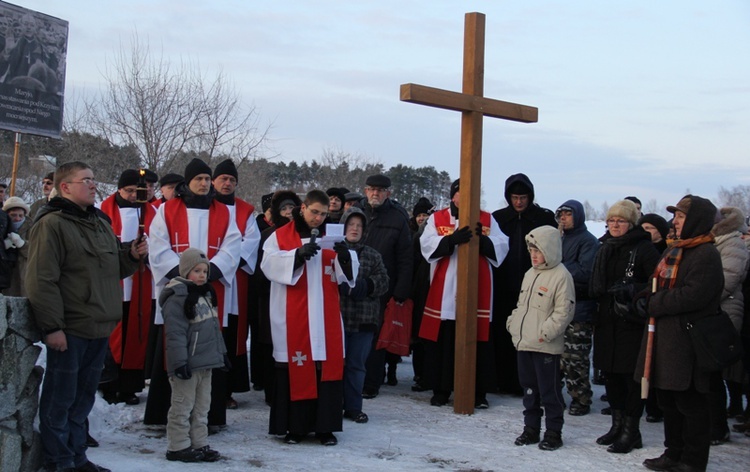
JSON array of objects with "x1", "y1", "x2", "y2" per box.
[
  {"x1": 275, "y1": 221, "x2": 344, "y2": 401},
  {"x1": 100, "y1": 194, "x2": 157, "y2": 369},
  {"x1": 419, "y1": 209, "x2": 492, "y2": 342},
  {"x1": 233, "y1": 198, "x2": 255, "y2": 355},
  {"x1": 163, "y1": 198, "x2": 230, "y2": 325}
]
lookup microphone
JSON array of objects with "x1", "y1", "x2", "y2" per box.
[{"x1": 310, "y1": 228, "x2": 319, "y2": 245}]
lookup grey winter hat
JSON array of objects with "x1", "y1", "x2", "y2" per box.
[{"x1": 179, "y1": 247, "x2": 210, "y2": 279}]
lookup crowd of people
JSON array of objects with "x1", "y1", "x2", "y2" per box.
[{"x1": 1, "y1": 163, "x2": 748, "y2": 472}]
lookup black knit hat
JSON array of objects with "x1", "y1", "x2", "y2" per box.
[
  {"x1": 159, "y1": 173, "x2": 184, "y2": 186},
  {"x1": 261, "y1": 192, "x2": 274, "y2": 212},
  {"x1": 413, "y1": 197, "x2": 433, "y2": 217},
  {"x1": 213, "y1": 159, "x2": 238, "y2": 180},
  {"x1": 638, "y1": 213, "x2": 670, "y2": 240},
  {"x1": 184, "y1": 158, "x2": 212, "y2": 184},
  {"x1": 144, "y1": 169, "x2": 159, "y2": 183},
  {"x1": 44, "y1": 171, "x2": 54, "y2": 181},
  {"x1": 450, "y1": 179, "x2": 460, "y2": 199},
  {"x1": 117, "y1": 169, "x2": 140, "y2": 189}
]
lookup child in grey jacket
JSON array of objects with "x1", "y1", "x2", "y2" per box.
[
  {"x1": 161, "y1": 248, "x2": 227, "y2": 463},
  {"x1": 506, "y1": 225, "x2": 575, "y2": 451}
]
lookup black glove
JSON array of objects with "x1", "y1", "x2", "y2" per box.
[
  {"x1": 174, "y1": 364, "x2": 191, "y2": 380},
  {"x1": 209, "y1": 262, "x2": 223, "y2": 282},
  {"x1": 633, "y1": 291, "x2": 651, "y2": 319},
  {"x1": 474, "y1": 222, "x2": 485, "y2": 237},
  {"x1": 166, "y1": 265, "x2": 180, "y2": 280},
  {"x1": 222, "y1": 354, "x2": 232, "y2": 372},
  {"x1": 475, "y1": 222, "x2": 496, "y2": 260},
  {"x1": 294, "y1": 241, "x2": 321, "y2": 268},
  {"x1": 333, "y1": 241, "x2": 351, "y2": 266},
  {"x1": 297, "y1": 241, "x2": 320, "y2": 261},
  {"x1": 447, "y1": 226, "x2": 472, "y2": 246},
  {"x1": 348, "y1": 277, "x2": 369, "y2": 300},
  {"x1": 607, "y1": 281, "x2": 636, "y2": 305}
]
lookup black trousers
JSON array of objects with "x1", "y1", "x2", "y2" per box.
[
  {"x1": 657, "y1": 387, "x2": 711, "y2": 470},
  {"x1": 604, "y1": 371, "x2": 644, "y2": 418}
]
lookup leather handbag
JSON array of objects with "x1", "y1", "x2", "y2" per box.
[{"x1": 685, "y1": 309, "x2": 743, "y2": 372}]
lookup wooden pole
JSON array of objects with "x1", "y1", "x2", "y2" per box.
[
  {"x1": 641, "y1": 277, "x2": 658, "y2": 399},
  {"x1": 9, "y1": 132, "x2": 21, "y2": 196},
  {"x1": 453, "y1": 13, "x2": 484, "y2": 414}
]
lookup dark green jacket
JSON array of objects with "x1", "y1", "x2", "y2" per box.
[{"x1": 25, "y1": 197, "x2": 139, "y2": 339}]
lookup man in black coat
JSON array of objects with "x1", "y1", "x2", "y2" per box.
[
  {"x1": 360, "y1": 174, "x2": 413, "y2": 398},
  {"x1": 491, "y1": 173, "x2": 556, "y2": 395}
]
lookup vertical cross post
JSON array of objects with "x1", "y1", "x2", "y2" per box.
[{"x1": 400, "y1": 12, "x2": 537, "y2": 414}]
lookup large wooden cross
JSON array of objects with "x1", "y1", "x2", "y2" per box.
[{"x1": 400, "y1": 12, "x2": 537, "y2": 414}]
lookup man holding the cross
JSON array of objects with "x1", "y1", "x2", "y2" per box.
[{"x1": 419, "y1": 179, "x2": 508, "y2": 407}]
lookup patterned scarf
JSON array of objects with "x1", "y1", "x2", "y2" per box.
[{"x1": 653, "y1": 234, "x2": 714, "y2": 290}]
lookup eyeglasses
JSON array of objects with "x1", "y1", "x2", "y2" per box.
[
  {"x1": 365, "y1": 186, "x2": 388, "y2": 193},
  {"x1": 67, "y1": 178, "x2": 97, "y2": 186},
  {"x1": 606, "y1": 218, "x2": 628, "y2": 226},
  {"x1": 307, "y1": 208, "x2": 328, "y2": 218}
]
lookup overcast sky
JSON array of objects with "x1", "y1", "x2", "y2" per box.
[{"x1": 18, "y1": 0, "x2": 750, "y2": 213}]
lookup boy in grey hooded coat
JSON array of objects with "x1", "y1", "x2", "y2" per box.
[
  {"x1": 506, "y1": 225, "x2": 575, "y2": 450},
  {"x1": 161, "y1": 248, "x2": 227, "y2": 462}
]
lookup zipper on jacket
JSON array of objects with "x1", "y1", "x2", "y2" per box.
[
  {"x1": 191, "y1": 332, "x2": 199, "y2": 356},
  {"x1": 515, "y1": 272, "x2": 541, "y2": 350}
]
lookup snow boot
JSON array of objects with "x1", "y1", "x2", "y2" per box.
[
  {"x1": 607, "y1": 416, "x2": 642, "y2": 453},
  {"x1": 538, "y1": 430, "x2": 563, "y2": 451},
  {"x1": 514, "y1": 426, "x2": 540, "y2": 446},
  {"x1": 596, "y1": 409, "x2": 624, "y2": 445}
]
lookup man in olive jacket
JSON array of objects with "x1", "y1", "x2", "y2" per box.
[{"x1": 26, "y1": 161, "x2": 148, "y2": 472}]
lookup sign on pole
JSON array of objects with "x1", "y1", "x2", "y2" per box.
[{"x1": 0, "y1": 1, "x2": 68, "y2": 139}]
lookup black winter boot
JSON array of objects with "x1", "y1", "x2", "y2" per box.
[
  {"x1": 607, "y1": 416, "x2": 643, "y2": 453},
  {"x1": 538, "y1": 430, "x2": 563, "y2": 451},
  {"x1": 596, "y1": 409, "x2": 624, "y2": 445}
]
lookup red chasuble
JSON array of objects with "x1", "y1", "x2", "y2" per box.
[
  {"x1": 162, "y1": 198, "x2": 230, "y2": 325},
  {"x1": 274, "y1": 222, "x2": 344, "y2": 401},
  {"x1": 100, "y1": 194, "x2": 156, "y2": 369},
  {"x1": 419, "y1": 209, "x2": 492, "y2": 342}
]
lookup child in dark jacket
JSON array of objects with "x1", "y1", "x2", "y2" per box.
[{"x1": 161, "y1": 248, "x2": 227, "y2": 462}]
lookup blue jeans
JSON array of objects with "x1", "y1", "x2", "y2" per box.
[
  {"x1": 39, "y1": 334, "x2": 108, "y2": 470},
  {"x1": 344, "y1": 331, "x2": 374, "y2": 412}
]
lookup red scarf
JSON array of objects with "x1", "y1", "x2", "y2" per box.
[
  {"x1": 233, "y1": 198, "x2": 255, "y2": 355},
  {"x1": 101, "y1": 194, "x2": 156, "y2": 369},
  {"x1": 420, "y1": 209, "x2": 492, "y2": 342},
  {"x1": 163, "y1": 198, "x2": 230, "y2": 325},
  {"x1": 275, "y1": 221, "x2": 344, "y2": 401}
]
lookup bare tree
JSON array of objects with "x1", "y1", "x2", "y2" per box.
[
  {"x1": 86, "y1": 34, "x2": 271, "y2": 173},
  {"x1": 718, "y1": 185, "x2": 750, "y2": 216},
  {"x1": 583, "y1": 200, "x2": 599, "y2": 220}
]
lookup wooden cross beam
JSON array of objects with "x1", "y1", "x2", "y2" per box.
[{"x1": 400, "y1": 12, "x2": 537, "y2": 414}]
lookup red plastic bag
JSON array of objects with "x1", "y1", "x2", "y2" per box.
[{"x1": 376, "y1": 298, "x2": 413, "y2": 356}]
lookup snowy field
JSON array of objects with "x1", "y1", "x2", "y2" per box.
[{"x1": 76, "y1": 356, "x2": 749, "y2": 472}]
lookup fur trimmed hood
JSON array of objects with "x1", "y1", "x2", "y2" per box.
[{"x1": 712, "y1": 206, "x2": 747, "y2": 237}]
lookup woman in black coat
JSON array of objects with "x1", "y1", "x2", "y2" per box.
[
  {"x1": 590, "y1": 200, "x2": 660, "y2": 453},
  {"x1": 636, "y1": 195, "x2": 724, "y2": 472}
]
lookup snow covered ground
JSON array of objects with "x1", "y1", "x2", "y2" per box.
[{"x1": 76, "y1": 356, "x2": 749, "y2": 472}]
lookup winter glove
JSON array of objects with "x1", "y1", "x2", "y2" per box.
[
  {"x1": 7, "y1": 232, "x2": 24, "y2": 248},
  {"x1": 348, "y1": 277, "x2": 369, "y2": 300},
  {"x1": 3, "y1": 237, "x2": 13, "y2": 250},
  {"x1": 447, "y1": 226, "x2": 472, "y2": 247},
  {"x1": 333, "y1": 241, "x2": 351, "y2": 266},
  {"x1": 222, "y1": 354, "x2": 232, "y2": 372},
  {"x1": 295, "y1": 241, "x2": 320, "y2": 264},
  {"x1": 475, "y1": 223, "x2": 495, "y2": 260},
  {"x1": 633, "y1": 290, "x2": 651, "y2": 319},
  {"x1": 209, "y1": 263, "x2": 223, "y2": 282},
  {"x1": 174, "y1": 364, "x2": 192, "y2": 380},
  {"x1": 607, "y1": 281, "x2": 637, "y2": 305}
]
